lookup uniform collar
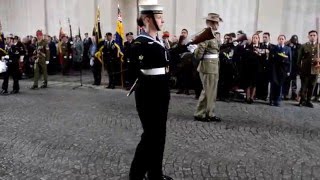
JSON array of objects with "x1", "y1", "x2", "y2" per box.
[{"x1": 138, "y1": 32, "x2": 164, "y2": 48}]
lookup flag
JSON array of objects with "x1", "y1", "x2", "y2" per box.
[
  {"x1": 0, "y1": 20, "x2": 4, "y2": 42},
  {"x1": 115, "y1": 4, "x2": 125, "y2": 88},
  {"x1": 93, "y1": 6, "x2": 102, "y2": 43},
  {"x1": 58, "y1": 20, "x2": 65, "y2": 40},
  {"x1": 93, "y1": 6, "x2": 104, "y2": 64},
  {"x1": 78, "y1": 26, "x2": 81, "y2": 40},
  {"x1": 115, "y1": 4, "x2": 124, "y2": 61},
  {"x1": 68, "y1": 18, "x2": 73, "y2": 41},
  {"x1": 58, "y1": 20, "x2": 65, "y2": 65}
]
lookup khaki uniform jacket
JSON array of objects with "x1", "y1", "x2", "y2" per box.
[
  {"x1": 297, "y1": 42, "x2": 320, "y2": 75},
  {"x1": 194, "y1": 38, "x2": 220, "y2": 74},
  {"x1": 37, "y1": 40, "x2": 50, "y2": 61}
]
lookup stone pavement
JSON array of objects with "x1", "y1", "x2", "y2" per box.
[{"x1": 0, "y1": 73, "x2": 320, "y2": 180}]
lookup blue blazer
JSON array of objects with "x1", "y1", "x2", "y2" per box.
[{"x1": 271, "y1": 45, "x2": 292, "y2": 74}]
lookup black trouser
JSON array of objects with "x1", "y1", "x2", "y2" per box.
[
  {"x1": 105, "y1": 60, "x2": 116, "y2": 87},
  {"x1": 130, "y1": 81, "x2": 170, "y2": 180},
  {"x1": 256, "y1": 71, "x2": 269, "y2": 100},
  {"x1": 270, "y1": 82, "x2": 282, "y2": 104},
  {"x1": 300, "y1": 75, "x2": 317, "y2": 103},
  {"x1": 2, "y1": 63, "x2": 20, "y2": 91},
  {"x1": 283, "y1": 75, "x2": 297, "y2": 98},
  {"x1": 92, "y1": 59, "x2": 102, "y2": 85},
  {"x1": 218, "y1": 63, "x2": 234, "y2": 99}
]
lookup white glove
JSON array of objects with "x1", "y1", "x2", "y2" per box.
[
  {"x1": 46, "y1": 61, "x2": 49, "y2": 65},
  {"x1": 287, "y1": 72, "x2": 290, "y2": 77},
  {"x1": 69, "y1": 55, "x2": 72, "y2": 59},
  {"x1": 53, "y1": 56, "x2": 56, "y2": 59},
  {"x1": 90, "y1": 58, "x2": 94, "y2": 66},
  {"x1": 4, "y1": 55, "x2": 9, "y2": 60},
  {"x1": 187, "y1": 44, "x2": 198, "y2": 53},
  {"x1": 233, "y1": 41, "x2": 239, "y2": 46},
  {"x1": 63, "y1": 56, "x2": 67, "y2": 59},
  {"x1": 20, "y1": 56, "x2": 24, "y2": 62}
]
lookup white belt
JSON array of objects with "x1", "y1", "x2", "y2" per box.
[
  {"x1": 203, "y1": 54, "x2": 218, "y2": 59},
  {"x1": 141, "y1": 67, "x2": 166, "y2": 75}
]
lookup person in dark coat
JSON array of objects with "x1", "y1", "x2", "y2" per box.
[
  {"x1": 83, "y1": 33, "x2": 92, "y2": 69},
  {"x1": 283, "y1": 35, "x2": 301, "y2": 100},
  {"x1": 242, "y1": 34, "x2": 261, "y2": 104},
  {"x1": 1, "y1": 36, "x2": 25, "y2": 94},
  {"x1": 269, "y1": 35, "x2": 292, "y2": 106},
  {"x1": 123, "y1": 32, "x2": 135, "y2": 89},
  {"x1": 48, "y1": 36, "x2": 58, "y2": 74},
  {"x1": 256, "y1": 32, "x2": 275, "y2": 100},
  {"x1": 218, "y1": 33, "x2": 235, "y2": 101}
]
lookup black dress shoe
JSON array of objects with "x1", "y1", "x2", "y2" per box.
[
  {"x1": 184, "y1": 90, "x2": 190, "y2": 95},
  {"x1": 40, "y1": 84, "x2": 47, "y2": 88},
  {"x1": 0, "y1": 90, "x2": 8, "y2": 95},
  {"x1": 10, "y1": 90, "x2": 19, "y2": 94},
  {"x1": 194, "y1": 116, "x2": 207, "y2": 122},
  {"x1": 305, "y1": 101, "x2": 314, "y2": 108},
  {"x1": 207, "y1": 116, "x2": 222, "y2": 122},
  {"x1": 176, "y1": 90, "x2": 184, "y2": 94}
]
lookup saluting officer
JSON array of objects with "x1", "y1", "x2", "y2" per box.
[
  {"x1": 129, "y1": 4, "x2": 173, "y2": 180},
  {"x1": 31, "y1": 30, "x2": 50, "y2": 89},
  {"x1": 297, "y1": 30, "x2": 320, "y2": 108},
  {"x1": 1, "y1": 36, "x2": 25, "y2": 94},
  {"x1": 193, "y1": 13, "x2": 222, "y2": 122}
]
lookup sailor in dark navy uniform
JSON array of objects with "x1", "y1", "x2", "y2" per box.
[
  {"x1": 128, "y1": 4, "x2": 173, "y2": 180},
  {"x1": 1, "y1": 36, "x2": 25, "y2": 94}
]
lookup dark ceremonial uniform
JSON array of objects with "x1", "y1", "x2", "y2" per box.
[
  {"x1": 218, "y1": 42, "x2": 235, "y2": 101},
  {"x1": 129, "y1": 33, "x2": 171, "y2": 179},
  {"x1": 269, "y1": 45, "x2": 292, "y2": 106},
  {"x1": 283, "y1": 41, "x2": 301, "y2": 99},
  {"x1": 1, "y1": 43, "x2": 25, "y2": 94},
  {"x1": 256, "y1": 42, "x2": 275, "y2": 100},
  {"x1": 102, "y1": 40, "x2": 118, "y2": 88}
]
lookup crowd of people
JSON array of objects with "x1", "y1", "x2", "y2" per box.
[
  {"x1": 1, "y1": 24, "x2": 320, "y2": 107},
  {"x1": 163, "y1": 29, "x2": 320, "y2": 108}
]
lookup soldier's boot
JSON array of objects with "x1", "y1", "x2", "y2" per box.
[
  {"x1": 40, "y1": 82, "x2": 47, "y2": 88},
  {"x1": 30, "y1": 85, "x2": 38, "y2": 90}
]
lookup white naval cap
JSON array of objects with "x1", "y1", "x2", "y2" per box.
[{"x1": 139, "y1": 5, "x2": 163, "y2": 14}]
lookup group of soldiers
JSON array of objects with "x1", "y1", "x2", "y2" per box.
[
  {"x1": 0, "y1": 30, "x2": 50, "y2": 94},
  {"x1": 164, "y1": 28, "x2": 320, "y2": 108},
  {"x1": 0, "y1": 29, "x2": 134, "y2": 93}
]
